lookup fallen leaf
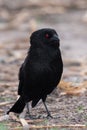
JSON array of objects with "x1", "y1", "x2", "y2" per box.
[{"x1": 58, "y1": 80, "x2": 86, "y2": 96}]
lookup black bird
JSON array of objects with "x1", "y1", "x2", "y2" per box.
[{"x1": 7, "y1": 28, "x2": 63, "y2": 118}]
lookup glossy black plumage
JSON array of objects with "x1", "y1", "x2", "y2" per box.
[{"x1": 7, "y1": 28, "x2": 63, "y2": 116}]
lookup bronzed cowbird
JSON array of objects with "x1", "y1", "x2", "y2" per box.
[{"x1": 7, "y1": 28, "x2": 63, "y2": 118}]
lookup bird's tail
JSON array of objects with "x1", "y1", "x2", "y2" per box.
[{"x1": 7, "y1": 96, "x2": 26, "y2": 114}]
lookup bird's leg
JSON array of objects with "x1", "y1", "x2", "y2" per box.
[
  {"x1": 26, "y1": 103, "x2": 30, "y2": 115},
  {"x1": 26, "y1": 103, "x2": 33, "y2": 119},
  {"x1": 42, "y1": 101, "x2": 53, "y2": 119}
]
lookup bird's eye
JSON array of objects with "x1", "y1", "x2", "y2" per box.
[{"x1": 45, "y1": 34, "x2": 51, "y2": 39}]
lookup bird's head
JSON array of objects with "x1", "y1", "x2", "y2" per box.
[{"x1": 30, "y1": 28, "x2": 60, "y2": 48}]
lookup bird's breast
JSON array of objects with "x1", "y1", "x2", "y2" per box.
[{"x1": 28, "y1": 59, "x2": 62, "y2": 86}]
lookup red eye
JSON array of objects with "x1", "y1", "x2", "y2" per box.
[{"x1": 45, "y1": 34, "x2": 49, "y2": 38}]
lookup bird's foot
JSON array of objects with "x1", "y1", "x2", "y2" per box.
[
  {"x1": 26, "y1": 115, "x2": 35, "y2": 120},
  {"x1": 26, "y1": 114, "x2": 41, "y2": 120},
  {"x1": 29, "y1": 115, "x2": 35, "y2": 120},
  {"x1": 46, "y1": 114, "x2": 53, "y2": 119}
]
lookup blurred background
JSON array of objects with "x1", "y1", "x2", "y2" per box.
[
  {"x1": 0, "y1": 0, "x2": 87, "y2": 83},
  {"x1": 0, "y1": 0, "x2": 87, "y2": 127}
]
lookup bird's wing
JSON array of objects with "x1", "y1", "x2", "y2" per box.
[{"x1": 18, "y1": 64, "x2": 24, "y2": 95}]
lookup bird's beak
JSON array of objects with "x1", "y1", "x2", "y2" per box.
[
  {"x1": 51, "y1": 34, "x2": 59, "y2": 44},
  {"x1": 52, "y1": 34, "x2": 59, "y2": 42},
  {"x1": 50, "y1": 34, "x2": 60, "y2": 47}
]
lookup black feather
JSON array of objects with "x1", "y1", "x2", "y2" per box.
[
  {"x1": 7, "y1": 97, "x2": 25, "y2": 114},
  {"x1": 7, "y1": 28, "x2": 63, "y2": 114}
]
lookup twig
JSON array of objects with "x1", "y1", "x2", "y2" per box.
[
  {"x1": 24, "y1": 124, "x2": 87, "y2": 129},
  {"x1": 19, "y1": 119, "x2": 29, "y2": 130},
  {"x1": 19, "y1": 107, "x2": 29, "y2": 130},
  {"x1": 10, "y1": 124, "x2": 87, "y2": 130},
  {"x1": 0, "y1": 101, "x2": 14, "y2": 106},
  {"x1": 0, "y1": 82, "x2": 18, "y2": 86},
  {"x1": 27, "y1": 119, "x2": 44, "y2": 123}
]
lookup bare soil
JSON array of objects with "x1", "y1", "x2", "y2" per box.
[{"x1": 0, "y1": 1, "x2": 87, "y2": 130}]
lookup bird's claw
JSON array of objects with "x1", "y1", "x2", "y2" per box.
[{"x1": 46, "y1": 114, "x2": 53, "y2": 119}]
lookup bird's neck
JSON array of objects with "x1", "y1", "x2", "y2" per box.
[{"x1": 29, "y1": 45, "x2": 60, "y2": 63}]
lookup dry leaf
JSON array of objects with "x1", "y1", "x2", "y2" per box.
[{"x1": 58, "y1": 80, "x2": 86, "y2": 96}]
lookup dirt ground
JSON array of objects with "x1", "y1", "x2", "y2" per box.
[{"x1": 0, "y1": 1, "x2": 87, "y2": 130}]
